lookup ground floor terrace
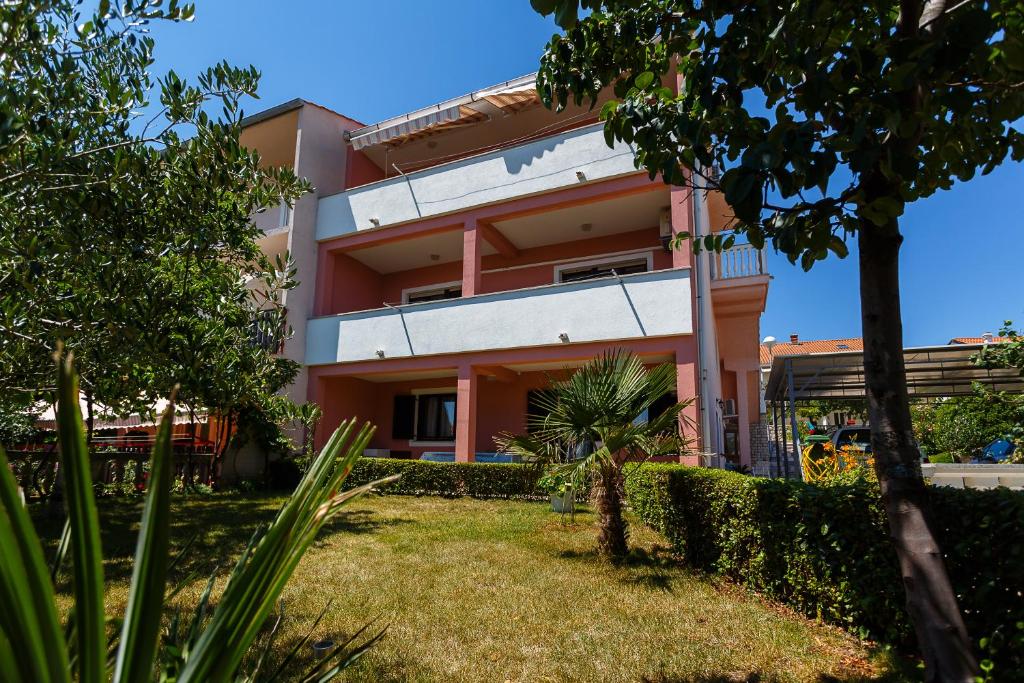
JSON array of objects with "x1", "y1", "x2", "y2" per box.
[{"x1": 309, "y1": 337, "x2": 703, "y2": 461}]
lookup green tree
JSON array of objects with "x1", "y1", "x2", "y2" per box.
[
  {"x1": 0, "y1": 1, "x2": 308, "y2": 456},
  {"x1": 529, "y1": 0, "x2": 1022, "y2": 677},
  {"x1": 912, "y1": 387, "x2": 1024, "y2": 461},
  {"x1": 498, "y1": 350, "x2": 690, "y2": 559}
]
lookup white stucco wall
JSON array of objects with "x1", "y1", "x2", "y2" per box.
[
  {"x1": 305, "y1": 268, "x2": 692, "y2": 365},
  {"x1": 315, "y1": 123, "x2": 639, "y2": 240}
]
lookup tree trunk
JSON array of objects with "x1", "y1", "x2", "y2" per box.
[
  {"x1": 594, "y1": 467, "x2": 628, "y2": 559},
  {"x1": 858, "y1": 216, "x2": 979, "y2": 681}
]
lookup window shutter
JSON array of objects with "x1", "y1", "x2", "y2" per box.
[{"x1": 392, "y1": 395, "x2": 416, "y2": 439}]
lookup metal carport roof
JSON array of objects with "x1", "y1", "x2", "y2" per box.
[{"x1": 764, "y1": 342, "x2": 1024, "y2": 402}]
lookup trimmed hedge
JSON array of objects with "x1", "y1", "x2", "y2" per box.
[
  {"x1": 625, "y1": 464, "x2": 1024, "y2": 679},
  {"x1": 343, "y1": 458, "x2": 546, "y2": 500}
]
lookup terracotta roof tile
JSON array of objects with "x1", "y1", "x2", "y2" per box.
[
  {"x1": 948, "y1": 336, "x2": 1009, "y2": 345},
  {"x1": 759, "y1": 338, "x2": 863, "y2": 365}
]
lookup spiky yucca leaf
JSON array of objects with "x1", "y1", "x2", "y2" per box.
[
  {"x1": 2, "y1": 354, "x2": 394, "y2": 682},
  {"x1": 176, "y1": 419, "x2": 395, "y2": 683}
]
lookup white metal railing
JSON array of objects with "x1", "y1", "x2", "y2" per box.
[
  {"x1": 711, "y1": 243, "x2": 766, "y2": 280},
  {"x1": 253, "y1": 201, "x2": 291, "y2": 234}
]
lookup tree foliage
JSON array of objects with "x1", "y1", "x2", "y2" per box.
[
  {"x1": 529, "y1": 0, "x2": 1022, "y2": 676},
  {"x1": 911, "y1": 388, "x2": 1024, "y2": 462},
  {"x1": 0, "y1": 1, "x2": 309, "y2": 442},
  {"x1": 532, "y1": 0, "x2": 1022, "y2": 266}
]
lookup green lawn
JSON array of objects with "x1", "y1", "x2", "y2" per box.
[{"x1": 34, "y1": 494, "x2": 909, "y2": 682}]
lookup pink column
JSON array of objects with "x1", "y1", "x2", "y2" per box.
[
  {"x1": 455, "y1": 364, "x2": 478, "y2": 462},
  {"x1": 675, "y1": 337, "x2": 702, "y2": 464},
  {"x1": 670, "y1": 185, "x2": 694, "y2": 269},
  {"x1": 313, "y1": 247, "x2": 334, "y2": 316},
  {"x1": 462, "y1": 218, "x2": 482, "y2": 297}
]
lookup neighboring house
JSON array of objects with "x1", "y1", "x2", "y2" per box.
[
  {"x1": 245, "y1": 74, "x2": 770, "y2": 468},
  {"x1": 948, "y1": 333, "x2": 1007, "y2": 345}
]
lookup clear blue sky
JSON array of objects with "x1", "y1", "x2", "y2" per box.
[{"x1": 148, "y1": 1, "x2": 1024, "y2": 346}]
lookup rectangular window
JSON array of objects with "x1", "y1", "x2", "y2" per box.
[
  {"x1": 557, "y1": 257, "x2": 649, "y2": 283},
  {"x1": 405, "y1": 285, "x2": 462, "y2": 304},
  {"x1": 415, "y1": 393, "x2": 457, "y2": 441}
]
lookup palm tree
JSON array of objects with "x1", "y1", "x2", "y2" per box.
[{"x1": 498, "y1": 350, "x2": 693, "y2": 559}]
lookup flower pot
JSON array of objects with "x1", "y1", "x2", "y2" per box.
[{"x1": 549, "y1": 488, "x2": 575, "y2": 513}]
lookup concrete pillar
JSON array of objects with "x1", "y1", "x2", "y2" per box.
[
  {"x1": 312, "y1": 247, "x2": 333, "y2": 317},
  {"x1": 735, "y1": 368, "x2": 752, "y2": 468},
  {"x1": 462, "y1": 218, "x2": 482, "y2": 297},
  {"x1": 455, "y1": 364, "x2": 478, "y2": 462},
  {"x1": 670, "y1": 186, "x2": 694, "y2": 269},
  {"x1": 674, "y1": 337, "x2": 701, "y2": 459}
]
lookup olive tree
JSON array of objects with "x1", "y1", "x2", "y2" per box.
[
  {"x1": 529, "y1": 0, "x2": 1022, "y2": 679},
  {"x1": 0, "y1": 1, "x2": 309, "y2": 454}
]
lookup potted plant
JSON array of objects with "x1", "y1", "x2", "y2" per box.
[{"x1": 538, "y1": 470, "x2": 575, "y2": 514}]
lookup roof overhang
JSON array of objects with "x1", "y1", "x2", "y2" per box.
[
  {"x1": 764, "y1": 342, "x2": 1024, "y2": 401},
  {"x1": 346, "y1": 73, "x2": 540, "y2": 150}
]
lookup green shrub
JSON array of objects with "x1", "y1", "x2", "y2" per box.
[
  {"x1": 344, "y1": 458, "x2": 545, "y2": 500},
  {"x1": 625, "y1": 464, "x2": 1024, "y2": 679}
]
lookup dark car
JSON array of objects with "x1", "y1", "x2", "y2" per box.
[{"x1": 972, "y1": 439, "x2": 1016, "y2": 464}]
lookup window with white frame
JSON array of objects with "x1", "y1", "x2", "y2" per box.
[{"x1": 555, "y1": 255, "x2": 651, "y2": 283}]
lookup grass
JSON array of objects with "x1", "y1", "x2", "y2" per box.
[{"x1": 32, "y1": 493, "x2": 912, "y2": 682}]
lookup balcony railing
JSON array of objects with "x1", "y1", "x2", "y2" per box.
[
  {"x1": 305, "y1": 268, "x2": 693, "y2": 365},
  {"x1": 711, "y1": 243, "x2": 767, "y2": 280},
  {"x1": 315, "y1": 123, "x2": 639, "y2": 241}
]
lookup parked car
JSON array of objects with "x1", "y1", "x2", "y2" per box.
[
  {"x1": 831, "y1": 425, "x2": 873, "y2": 453},
  {"x1": 972, "y1": 439, "x2": 1016, "y2": 464}
]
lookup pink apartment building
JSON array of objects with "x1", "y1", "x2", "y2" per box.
[{"x1": 241, "y1": 74, "x2": 769, "y2": 469}]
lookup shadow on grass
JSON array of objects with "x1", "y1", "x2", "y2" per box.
[
  {"x1": 643, "y1": 671, "x2": 911, "y2": 683},
  {"x1": 31, "y1": 493, "x2": 412, "y2": 590},
  {"x1": 555, "y1": 544, "x2": 682, "y2": 593}
]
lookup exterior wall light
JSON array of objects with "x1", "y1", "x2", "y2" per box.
[
  {"x1": 558, "y1": 332, "x2": 570, "y2": 343},
  {"x1": 376, "y1": 348, "x2": 386, "y2": 358},
  {"x1": 369, "y1": 217, "x2": 381, "y2": 227},
  {"x1": 575, "y1": 170, "x2": 587, "y2": 182}
]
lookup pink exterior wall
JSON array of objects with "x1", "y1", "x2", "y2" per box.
[
  {"x1": 480, "y1": 227, "x2": 671, "y2": 294},
  {"x1": 321, "y1": 226, "x2": 671, "y2": 316},
  {"x1": 327, "y1": 253, "x2": 384, "y2": 314},
  {"x1": 309, "y1": 338, "x2": 702, "y2": 459},
  {"x1": 716, "y1": 313, "x2": 763, "y2": 466}
]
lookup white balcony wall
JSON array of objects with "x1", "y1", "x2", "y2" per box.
[
  {"x1": 253, "y1": 202, "x2": 292, "y2": 234},
  {"x1": 315, "y1": 123, "x2": 638, "y2": 241},
  {"x1": 306, "y1": 269, "x2": 692, "y2": 365}
]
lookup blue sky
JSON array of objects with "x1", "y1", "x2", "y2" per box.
[{"x1": 148, "y1": 1, "x2": 1024, "y2": 346}]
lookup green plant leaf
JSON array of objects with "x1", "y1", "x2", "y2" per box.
[
  {"x1": 55, "y1": 352, "x2": 106, "y2": 683},
  {"x1": 112, "y1": 398, "x2": 176, "y2": 683},
  {"x1": 0, "y1": 444, "x2": 71, "y2": 682}
]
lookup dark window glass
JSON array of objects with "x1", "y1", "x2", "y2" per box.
[
  {"x1": 416, "y1": 393, "x2": 457, "y2": 440},
  {"x1": 526, "y1": 389, "x2": 556, "y2": 433},
  {"x1": 407, "y1": 286, "x2": 462, "y2": 304},
  {"x1": 392, "y1": 395, "x2": 416, "y2": 439},
  {"x1": 558, "y1": 259, "x2": 648, "y2": 283}
]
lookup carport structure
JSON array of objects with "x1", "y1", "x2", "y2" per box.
[{"x1": 763, "y1": 342, "x2": 1024, "y2": 478}]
